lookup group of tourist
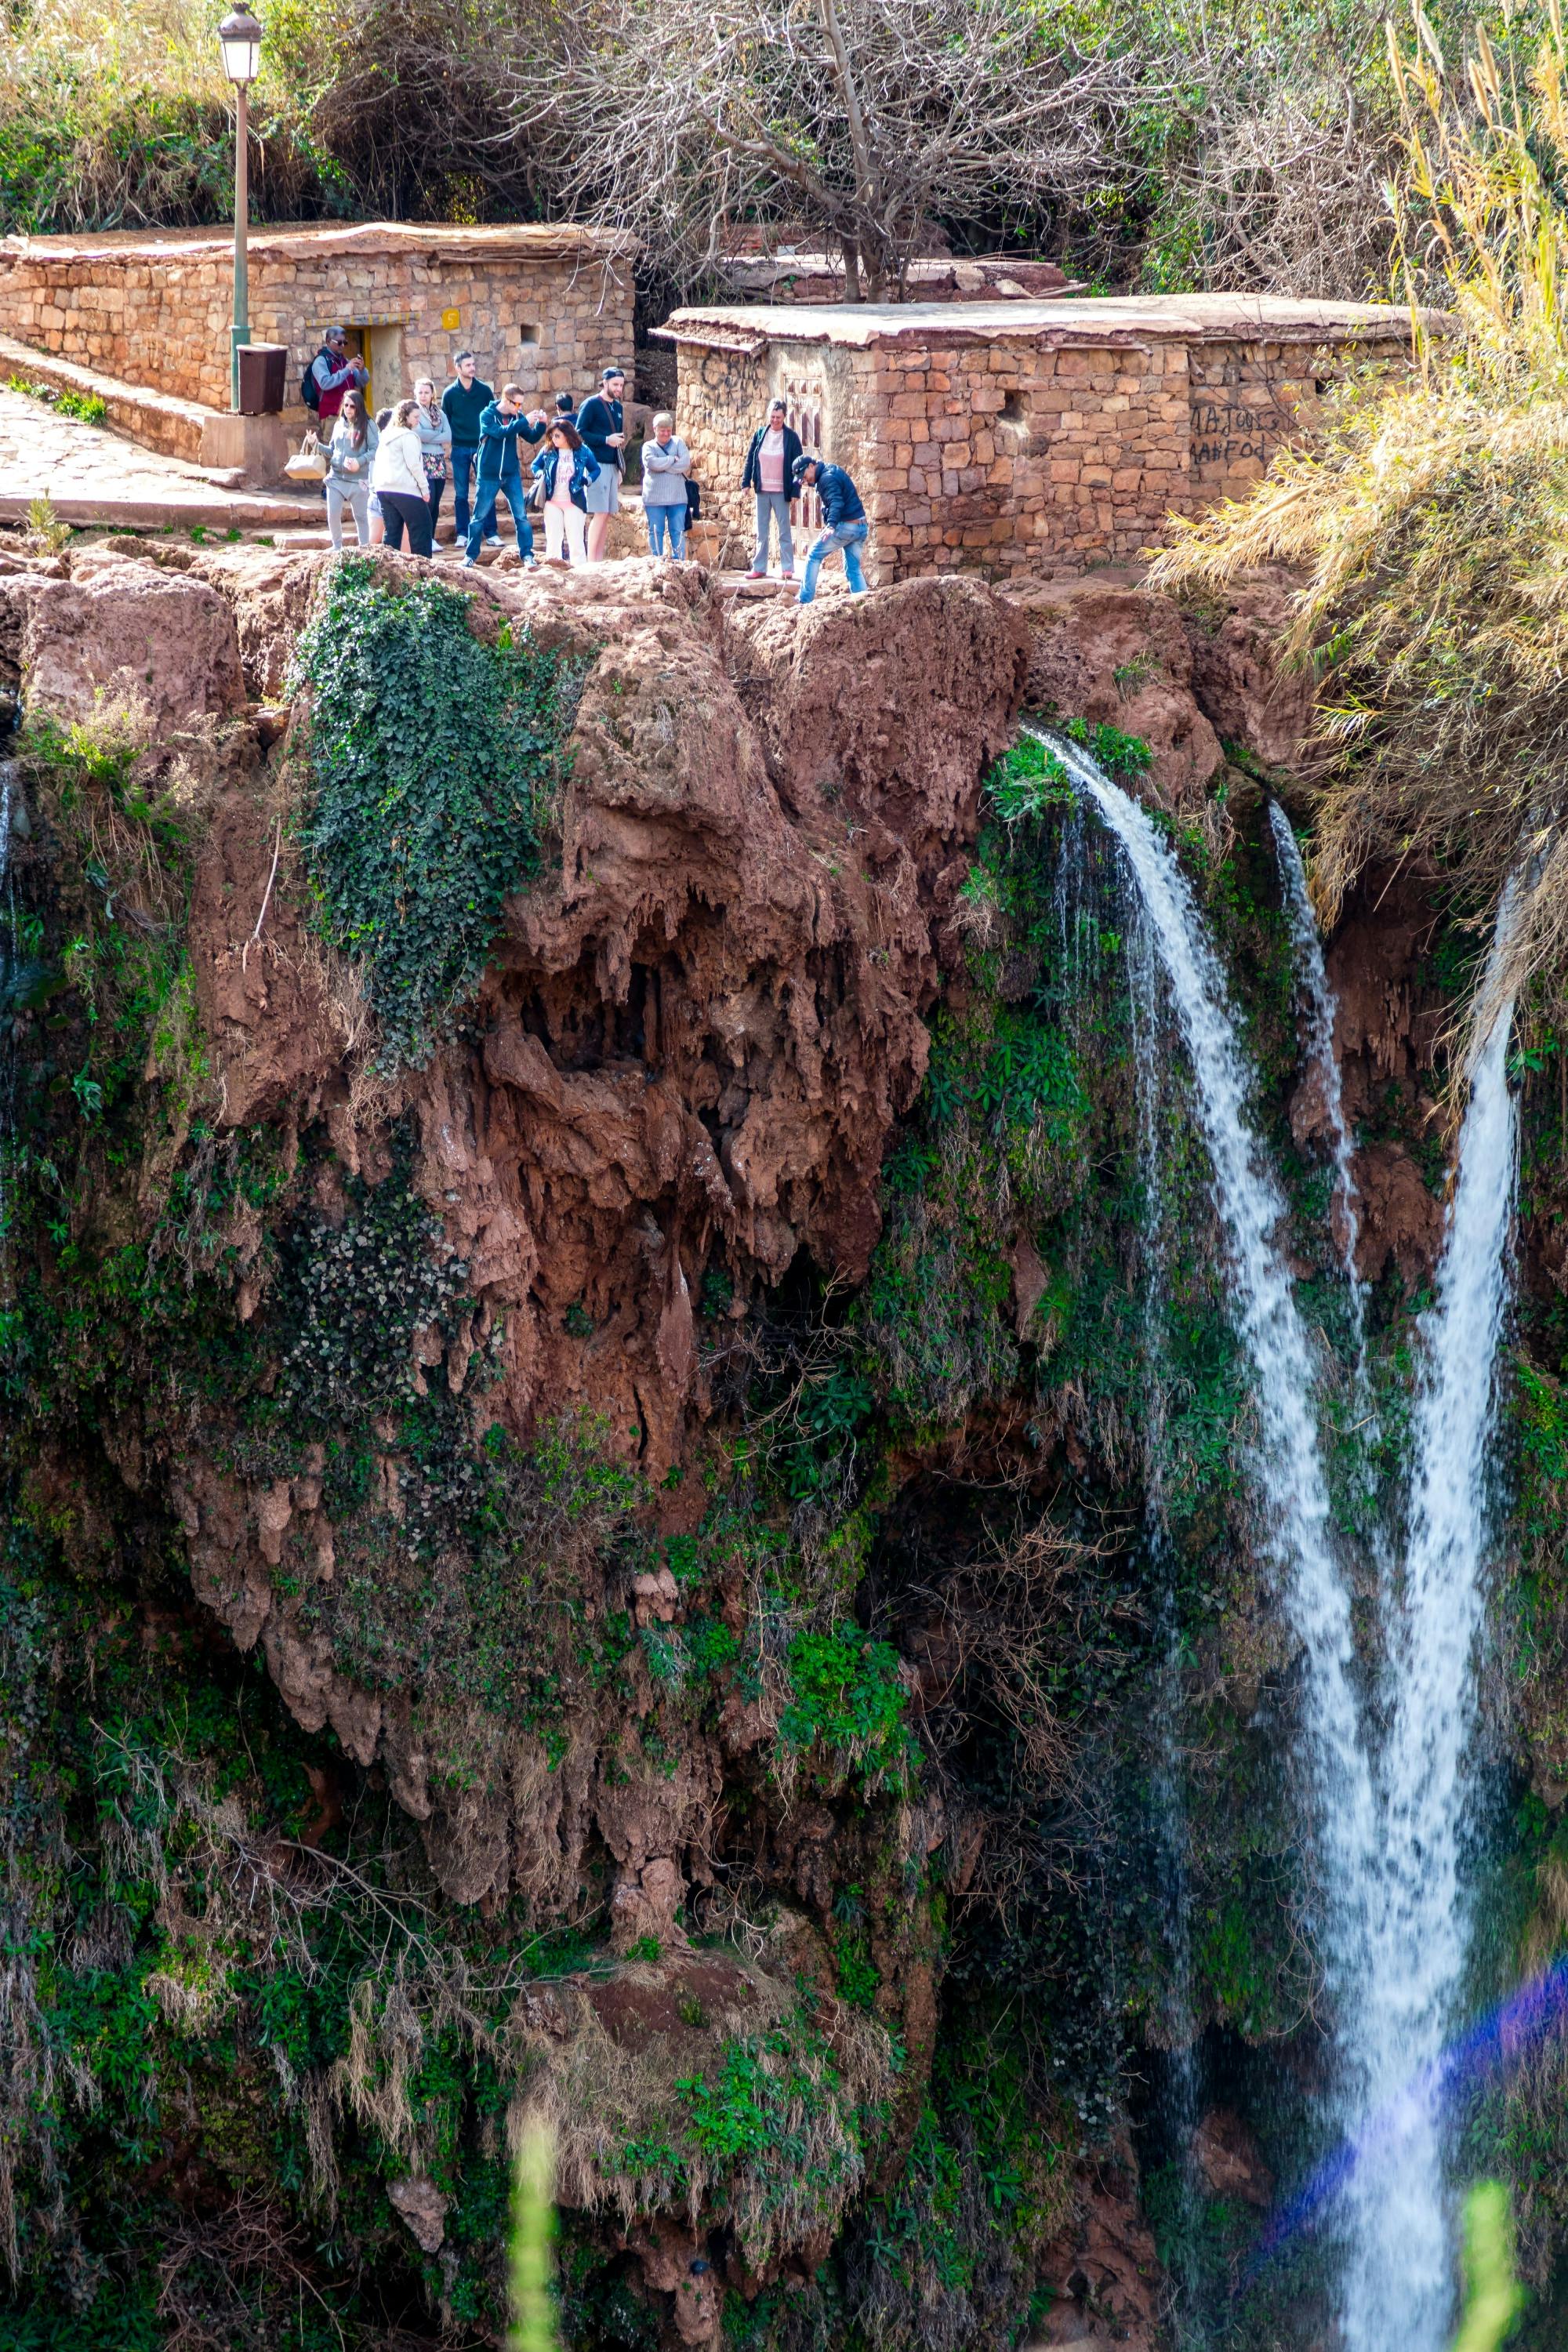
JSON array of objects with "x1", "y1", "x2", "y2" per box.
[{"x1": 309, "y1": 328, "x2": 869, "y2": 601}]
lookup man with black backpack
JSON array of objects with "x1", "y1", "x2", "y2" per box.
[{"x1": 303, "y1": 328, "x2": 368, "y2": 437}]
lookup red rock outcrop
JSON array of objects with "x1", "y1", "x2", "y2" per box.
[
  {"x1": 0, "y1": 553, "x2": 246, "y2": 729},
  {"x1": 1000, "y1": 575, "x2": 1222, "y2": 806},
  {"x1": 1180, "y1": 564, "x2": 1316, "y2": 769},
  {"x1": 61, "y1": 548, "x2": 1026, "y2": 1919}
]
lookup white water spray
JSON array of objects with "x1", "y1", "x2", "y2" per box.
[
  {"x1": 1042, "y1": 731, "x2": 1520, "y2": 2349},
  {"x1": 1041, "y1": 734, "x2": 1381, "y2": 2016},
  {"x1": 1339, "y1": 906, "x2": 1519, "y2": 2352}
]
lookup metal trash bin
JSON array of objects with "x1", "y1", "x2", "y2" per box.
[{"x1": 237, "y1": 343, "x2": 289, "y2": 416}]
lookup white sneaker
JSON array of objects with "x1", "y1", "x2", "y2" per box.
[
  {"x1": 461, "y1": 556, "x2": 477, "y2": 568},
  {"x1": 484, "y1": 535, "x2": 502, "y2": 548}
]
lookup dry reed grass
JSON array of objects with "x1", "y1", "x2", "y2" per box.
[{"x1": 1150, "y1": 2, "x2": 1568, "y2": 1041}]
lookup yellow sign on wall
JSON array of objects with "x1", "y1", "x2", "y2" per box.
[{"x1": 441, "y1": 308, "x2": 462, "y2": 332}]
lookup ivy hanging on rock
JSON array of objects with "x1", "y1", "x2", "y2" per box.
[{"x1": 291, "y1": 560, "x2": 574, "y2": 1071}]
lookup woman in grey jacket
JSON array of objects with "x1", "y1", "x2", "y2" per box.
[
  {"x1": 325, "y1": 391, "x2": 378, "y2": 550},
  {"x1": 640, "y1": 413, "x2": 691, "y2": 558},
  {"x1": 412, "y1": 377, "x2": 453, "y2": 541}
]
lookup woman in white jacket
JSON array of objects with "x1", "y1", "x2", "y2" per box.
[{"x1": 371, "y1": 401, "x2": 434, "y2": 557}]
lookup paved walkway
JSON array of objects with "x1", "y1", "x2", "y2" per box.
[{"x1": 0, "y1": 385, "x2": 322, "y2": 534}]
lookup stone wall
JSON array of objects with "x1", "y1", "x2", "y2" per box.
[
  {"x1": 0, "y1": 223, "x2": 636, "y2": 423},
  {"x1": 678, "y1": 332, "x2": 1191, "y2": 579},
  {"x1": 664, "y1": 299, "x2": 1416, "y2": 584},
  {"x1": 1184, "y1": 337, "x2": 1408, "y2": 501}
]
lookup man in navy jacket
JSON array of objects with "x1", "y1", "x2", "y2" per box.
[
  {"x1": 575, "y1": 365, "x2": 627, "y2": 561},
  {"x1": 791, "y1": 456, "x2": 869, "y2": 604}
]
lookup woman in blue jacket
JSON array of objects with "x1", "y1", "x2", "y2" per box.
[
  {"x1": 462, "y1": 383, "x2": 547, "y2": 567},
  {"x1": 532, "y1": 423, "x2": 601, "y2": 566}
]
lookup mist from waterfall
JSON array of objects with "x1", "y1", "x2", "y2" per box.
[
  {"x1": 1339, "y1": 907, "x2": 1519, "y2": 2352},
  {"x1": 1038, "y1": 731, "x2": 1520, "y2": 2350}
]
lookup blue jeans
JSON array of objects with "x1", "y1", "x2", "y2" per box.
[
  {"x1": 451, "y1": 445, "x2": 478, "y2": 538},
  {"x1": 646, "y1": 503, "x2": 687, "y2": 557},
  {"x1": 465, "y1": 472, "x2": 533, "y2": 561},
  {"x1": 798, "y1": 519, "x2": 868, "y2": 602}
]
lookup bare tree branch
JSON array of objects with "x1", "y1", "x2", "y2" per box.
[{"x1": 511, "y1": 0, "x2": 1159, "y2": 296}]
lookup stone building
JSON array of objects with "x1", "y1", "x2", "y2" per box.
[
  {"x1": 0, "y1": 220, "x2": 636, "y2": 423},
  {"x1": 658, "y1": 293, "x2": 1414, "y2": 581}
]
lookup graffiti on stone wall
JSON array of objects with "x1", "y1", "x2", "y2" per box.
[{"x1": 1190, "y1": 393, "x2": 1292, "y2": 474}]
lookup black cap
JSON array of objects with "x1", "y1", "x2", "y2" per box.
[{"x1": 601, "y1": 364, "x2": 626, "y2": 381}]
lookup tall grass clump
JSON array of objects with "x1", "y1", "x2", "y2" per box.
[{"x1": 1149, "y1": 0, "x2": 1568, "y2": 1037}]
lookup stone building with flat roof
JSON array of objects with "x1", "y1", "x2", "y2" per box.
[
  {"x1": 657, "y1": 293, "x2": 1415, "y2": 582},
  {"x1": 0, "y1": 220, "x2": 636, "y2": 425}
]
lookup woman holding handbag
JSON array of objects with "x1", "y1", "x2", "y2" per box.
[{"x1": 412, "y1": 376, "x2": 452, "y2": 541}]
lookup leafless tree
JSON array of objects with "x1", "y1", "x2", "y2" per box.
[
  {"x1": 514, "y1": 0, "x2": 1155, "y2": 296},
  {"x1": 1169, "y1": 24, "x2": 1400, "y2": 300}
]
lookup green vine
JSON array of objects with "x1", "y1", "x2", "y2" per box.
[{"x1": 291, "y1": 561, "x2": 573, "y2": 1071}]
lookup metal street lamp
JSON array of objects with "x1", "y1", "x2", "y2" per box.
[{"x1": 219, "y1": 7, "x2": 263, "y2": 412}]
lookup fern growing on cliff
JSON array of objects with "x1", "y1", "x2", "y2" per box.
[{"x1": 292, "y1": 561, "x2": 572, "y2": 1072}]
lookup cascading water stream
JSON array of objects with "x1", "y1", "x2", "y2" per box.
[
  {"x1": 1125, "y1": 894, "x2": 1206, "y2": 2339},
  {"x1": 1339, "y1": 905, "x2": 1520, "y2": 2352},
  {"x1": 1267, "y1": 801, "x2": 1366, "y2": 1354},
  {"x1": 1038, "y1": 732, "x2": 1381, "y2": 2029},
  {"x1": 1036, "y1": 728, "x2": 1522, "y2": 2349}
]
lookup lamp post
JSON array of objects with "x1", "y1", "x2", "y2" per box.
[{"x1": 218, "y1": 7, "x2": 263, "y2": 412}]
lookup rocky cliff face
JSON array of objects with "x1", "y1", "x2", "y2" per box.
[{"x1": 2, "y1": 539, "x2": 1563, "y2": 2352}]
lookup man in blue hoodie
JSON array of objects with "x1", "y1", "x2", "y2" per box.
[
  {"x1": 462, "y1": 383, "x2": 548, "y2": 567},
  {"x1": 791, "y1": 456, "x2": 869, "y2": 604}
]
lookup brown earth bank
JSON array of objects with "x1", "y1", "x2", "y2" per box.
[{"x1": 2, "y1": 536, "x2": 1551, "y2": 2352}]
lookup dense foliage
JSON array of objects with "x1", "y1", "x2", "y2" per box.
[
  {"x1": 0, "y1": 0, "x2": 1476, "y2": 298},
  {"x1": 292, "y1": 561, "x2": 571, "y2": 1071}
]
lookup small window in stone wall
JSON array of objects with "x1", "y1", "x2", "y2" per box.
[
  {"x1": 517, "y1": 322, "x2": 541, "y2": 346},
  {"x1": 785, "y1": 387, "x2": 824, "y2": 531},
  {"x1": 998, "y1": 388, "x2": 1033, "y2": 452}
]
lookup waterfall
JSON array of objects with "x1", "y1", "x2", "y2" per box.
[
  {"x1": 1339, "y1": 906, "x2": 1519, "y2": 2352},
  {"x1": 1268, "y1": 801, "x2": 1365, "y2": 1345},
  {"x1": 1042, "y1": 733, "x2": 1380, "y2": 2020},
  {"x1": 1126, "y1": 893, "x2": 1205, "y2": 2337},
  {"x1": 1036, "y1": 729, "x2": 1520, "y2": 2350}
]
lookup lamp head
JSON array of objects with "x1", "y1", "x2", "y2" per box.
[{"x1": 218, "y1": 6, "x2": 263, "y2": 85}]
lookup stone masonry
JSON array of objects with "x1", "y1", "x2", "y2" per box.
[
  {"x1": 0, "y1": 221, "x2": 637, "y2": 425},
  {"x1": 658, "y1": 295, "x2": 1415, "y2": 582}
]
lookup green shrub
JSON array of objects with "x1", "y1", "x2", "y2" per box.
[
  {"x1": 987, "y1": 733, "x2": 1076, "y2": 822},
  {"x1": 292, "y1": 562, "x2": 572, "y2": 1070},
  {"x1": 780, "y1": 1624, "x2": 911, "y2": 1788}
]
